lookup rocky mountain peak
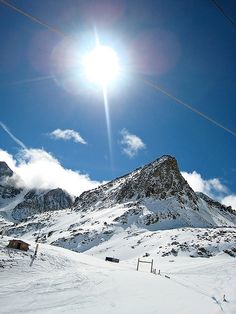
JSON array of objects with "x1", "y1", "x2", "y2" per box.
[
  {"x1": 73, "y1": 155, "x2": 198, "y2": 211},
  {"x1": 149, "y1": 154, "x2": 177, "y2": 168},
  {"x1": 143, "y1": 155, "x2": 181, "y2": 181},
  {"x1": 0, "y1": 161, "x2": 13, "y2": 178},
  {"x1": 115, "y1": 155, "x2": 196, "y2": 203}
]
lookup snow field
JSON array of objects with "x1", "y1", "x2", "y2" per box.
[{"x1": 0, "y1": 237, "x2": 235, "y2": 314}]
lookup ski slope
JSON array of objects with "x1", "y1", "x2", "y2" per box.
[{"x1": 0, "y1": 237, "x2": 235, "y2": 314}]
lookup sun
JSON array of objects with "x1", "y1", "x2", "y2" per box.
[{"x1": 83, "y1": 45, "x2": 120, "y2": 86}]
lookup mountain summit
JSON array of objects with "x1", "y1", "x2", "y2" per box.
[{"x1": 73, "y1": 155, "x2": 198, "y2": 211}]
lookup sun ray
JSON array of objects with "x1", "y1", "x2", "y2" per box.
[{"x1": 102, "y1": 84, "x2": 114, "y2": 173}]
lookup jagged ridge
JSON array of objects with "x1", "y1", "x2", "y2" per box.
[{"x1": 11, "y1": 188, "x2": 73, "y2": 221}]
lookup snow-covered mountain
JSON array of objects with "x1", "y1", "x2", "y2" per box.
[
  {"x1": 72, "y1": 155, "x2": 235, "y2": 227},
  {"x1": 0, "y1": 155, "x2": 235, "y2": 260},
  {"x1": 1, "y1": 155, "x2": 234, "y2": 225}
]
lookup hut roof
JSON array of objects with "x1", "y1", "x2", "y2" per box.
[{"x1": 9, "y1": 239, "x2": 30, "y2": 246}]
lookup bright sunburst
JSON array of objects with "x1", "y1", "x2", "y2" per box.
[{"x1": 83, "y1": 45, "x2": 120, "y2": 86}]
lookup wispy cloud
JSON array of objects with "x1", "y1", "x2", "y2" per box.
[
  {"x1": 0, "y1": 148, "x2": 101, "y2": 196},
  {"x1": 49, "y1": 128, "x2": 87, "y2": 144},
  {"x1": 120, "y1": 128, "x2": 146, "y2": 158},
  {"x1": 0, "y1": 121, "x2": 27, "y2": 149}
]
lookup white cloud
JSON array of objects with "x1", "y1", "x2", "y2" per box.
[
  {"x1": 50, "y1": 129, "x2": 87, "y2": 144},
  {"x1": 120, "y1": 129, "x2": 146, "y2": 158},
  {"x1": 181, "y1": 170, "x2": 236, "y2": 210},
  {"x1": 0, "y1": 150, "x2": 16, "y2": 171},
  {"x1": 221, "y1": 195, "x2": 236, "y2": 209},
  {"x1": 0, "y1": 148, "x2": 101, "y2": 196},
  {"x1": 181, "y1": 171, "x2": 228, "y2": 198}
]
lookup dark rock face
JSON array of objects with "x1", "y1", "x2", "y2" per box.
[
  {"x1": 0, "y1": 162, "x2": 22, "y2": 200},
  {"x1": 0, "y1": 161, "x2": 13, "y2": 178},
  {"x1": 0, "y1": 185, "x2": 22, "y2": 199},
  {"x1": 115, "y1": 156, "x2": 197, "y2": 204},
  {"x1": 12, "y1": 188, "x2": 73, "y2": 220}
]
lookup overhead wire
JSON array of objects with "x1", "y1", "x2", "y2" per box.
[
  {"x1": 143, "y1": 79, "x2": 236, "y2": 137},
  {"x1": 0, "y1": 0, "x2": 68, "y2": 38},
  {"x1": 1, "y1": 0, "x2": 236, "y2": 138},
  {"x1": 210, "y1": 0, "x2": 236, "y2": 28}
]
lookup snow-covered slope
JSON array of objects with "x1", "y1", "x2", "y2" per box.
[{"x1": 0, "y1": 236, "x2": 235, "y2": 314}]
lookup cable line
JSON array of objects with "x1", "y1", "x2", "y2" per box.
[
  {"x1": 210, "y1": 0, "x2": 236, "y2": 28},
  {"x1": 1, "y1": 0, "x2": 236, "y2": 138},
  {"x1": 0, "y1": 0, "x2": 68, "y2": 38},
  {"x1": 144, "y1": 79, "x2": 236, "y2": 137}
]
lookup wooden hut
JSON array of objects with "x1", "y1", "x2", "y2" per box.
[{"x1": 7, "y1": 239, "x2": 30, "y2": 251}]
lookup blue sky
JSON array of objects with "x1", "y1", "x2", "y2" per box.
[{"x1": 0, "y1": 0, "x2": 236, "y2": 206}]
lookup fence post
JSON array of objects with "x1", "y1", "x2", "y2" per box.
[
  {"x1": 30, "y1": 243, "x2": 39, "y2": 267},
  {"x1": 136, "y1": 258, "x2": 140, "y2": 271},
  {"x1": 151, "y1": 259, "x2": 153, "y2": 273}
]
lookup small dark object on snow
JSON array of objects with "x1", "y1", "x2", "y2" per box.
[
  {"x1": 7, "y1": 239, "x2": 30, "y2": 251},
  {"x1": 165, "y1": 275, "x2": 170, "y2": 279},
  {"x1": 105, "y1": 257, "x2": 119, "y2": 263}
]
